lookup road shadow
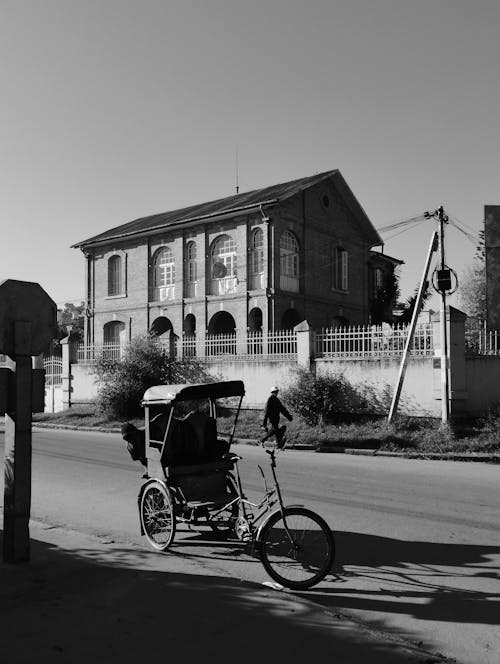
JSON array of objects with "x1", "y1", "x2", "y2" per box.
[
  {"x1": 0, "y1": 530, "x2": 446, "y2": 664},
  {"x1": 305, "y1": 530, "x2": 500, "y2": 627}
]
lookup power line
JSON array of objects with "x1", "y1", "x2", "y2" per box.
[{"x1": 377, "y1": 213, "x2": 429, "y2": 234}]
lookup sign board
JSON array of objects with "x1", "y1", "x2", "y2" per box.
[{"x1": 0, "y1": 279, "x2": 57, "y2": 356}]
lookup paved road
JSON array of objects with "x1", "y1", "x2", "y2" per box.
[{"x1": 1, "y1": 427, "x2": 499, "y2": 663}]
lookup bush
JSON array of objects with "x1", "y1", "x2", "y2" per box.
[
  {"x1": 281, "y1": 369, "x2": 391, "y2": 426},
  {"x1": 95, "y1": 335, "x2": 211, "y2": 419}
]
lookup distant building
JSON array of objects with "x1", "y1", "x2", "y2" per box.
[{"x1": 73, "y1": 169, "x2": 398, "y2": 345}]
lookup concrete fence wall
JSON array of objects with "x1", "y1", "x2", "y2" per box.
[{"x1": 57, "y1": 307, "x2": 500, "y2": 417}]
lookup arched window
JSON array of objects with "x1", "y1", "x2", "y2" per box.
[
  {"x1": 184, "y1": 241, "x2": 197, "y2": 297},
  {"x1": 280, "y1": 231, "x2": 299, "y2": 293},
  {"x1": 331, "y1": 245, "x2": 348, "y2": 291},
  {"x1": 108, "y1": 255, "x2": 122, "y2": 296},
  {"x1": 152, "y1": 246, "x2": 175, "y2": 301},
  {"x1": 249, "y1": 228, "x2": 265, "y2": 290},
  {"x1": 103, "y1": 320, "x2": 126, "y2": 359},
  {"x1": 211, "y1": 234, "x2": 237, "y2": 295}
]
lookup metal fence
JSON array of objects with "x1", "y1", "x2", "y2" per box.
[
  {"x1": 76, "y1": 343, "x2": 125, "y2": 363},
  {"x1": 183, "y1": 329, "x2": 297, "y2": 360},
  {"x1": 465, "y1": 320, "x2": 500, "y2": 355},
  {"x1": 315, "y1": 323, "x2": 434, "y2": 359},
  {"x1": 75, "y1": 330, "x2": 298, "y2": 363}
]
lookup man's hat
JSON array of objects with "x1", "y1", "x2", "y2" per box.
[{"x1": 271, "y1": 386, "x2": 279, "y2": 393}]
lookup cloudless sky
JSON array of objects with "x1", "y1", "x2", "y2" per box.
[{"x1": 1, "y1": 0, "x2": 499, "y2": 308}]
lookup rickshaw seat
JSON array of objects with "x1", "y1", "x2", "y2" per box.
[{"x1": 165, "y1": 459, "x2": 234, "y2": 478}]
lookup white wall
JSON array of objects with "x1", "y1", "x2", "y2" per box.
[
  {"x1": 316, "y1": 356, "x2": 439, "y2": 416},
  {"x1": 204, "y1": 359, "x2": 299, "y2": 408},
  {"x1": 71, "y1": 364, "x2": 100, "y2": 403}
]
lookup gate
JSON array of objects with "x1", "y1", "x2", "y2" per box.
[{"x1": 43, "y1": 355, "x2": 63, "y2": 412}]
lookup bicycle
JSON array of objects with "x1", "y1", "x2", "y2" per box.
[{"x1": 128, "y1": 381, "x2": 335, "y2": 590}]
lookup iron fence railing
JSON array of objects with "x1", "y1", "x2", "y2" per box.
[
  {"x1": 315, "y1": 323, "x2": 434, "y2": 358},
  {"x1": 465, "y1": 320, "x2": 500, "y2": 355}
]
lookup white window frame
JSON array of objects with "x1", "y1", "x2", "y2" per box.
[
  {"x1": 249, "y1": 228, "x2": 265, "y2": 289},
  {"x1": 107, "y1": 252, "x2": 126, "y2": 297},
  {"x1": 279, "y1": 230, "x2": 299, "y2": 293},
  {"x1": 152, "y1": 246, "x2": 175, "y2": 301},
  {"x1": 211, "y1": 234, "x2": 237, "y2": 294}
]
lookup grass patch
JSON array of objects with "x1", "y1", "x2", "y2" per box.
[
  {"x1": 33, "y1": 405, "x2": 143, "y2": 430},
  {"x1": 33, "y1": 405, "x2": 500, "y2": 454}
]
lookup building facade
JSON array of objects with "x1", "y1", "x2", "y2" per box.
[{"x1": 73, "y1": 170, "x2": 393, "y2": 346}]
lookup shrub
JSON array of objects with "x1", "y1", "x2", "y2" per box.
[
  {"x1": 281, "y1": 368, "x2": 391, "y2": 426},
  {"x1": 95, "y1": 335, "x2": 210, "y2": 419}
]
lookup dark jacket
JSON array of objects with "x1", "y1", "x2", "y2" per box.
[{"x1": 263, "y1": 394, "x2": 292, "y2": 428}]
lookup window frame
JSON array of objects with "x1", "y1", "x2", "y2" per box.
[
  {"x1": 107, "y1": 253, "x2": 126, "y2": 297},
  {"x1": 280, "y1": 230, "x2": 299, "y2": 278},
  {"x1": 331, "y1": 245, "x2": 349, "y2": 292}
]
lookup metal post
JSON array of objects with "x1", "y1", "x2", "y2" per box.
[
  {"x1": 388, "y1": 231, "x2": 439, "y2": 424},
  {"x1": 3, "y1": 350, "x2": 33, "y2": 563},
  {"x1": 438, "y1": 206, "x2": 450, "y2": 423}
]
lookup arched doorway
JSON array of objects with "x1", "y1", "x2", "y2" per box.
[
  {"x1": 207, "y1": 311, "x2": 236, "y2": 356},
  {"x1": 248, "y1": 307, "x2": 263, "y2": 356},
  {"x1": 183, "y1": 313, "x2": 196, "y2": 357},
  {"x1": 281, "y1": 309, "x2": 302, "y2": 330},
  {"x1": 208, "y1": 311, "x2": 236, "y2": 335},
  {"x1": 150, "y1": 316, "x2": 173, "y2": 337},
  {"x1": 183, "y1": 313, "x2": 196, "y2": 335},
  {"x1": 103, "y1": 321, "x2": 126, "y2": 359},
  {"x1": 248, "y1": 307, "x2": 263, "y2": 332}
]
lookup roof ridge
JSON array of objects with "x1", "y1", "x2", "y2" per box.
[{"x1": 72, "y1": 169, "x2": 339, "y2": 248}]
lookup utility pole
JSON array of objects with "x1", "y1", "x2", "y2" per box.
[
  {"x1": 425, "y1": 206, "x2": 451, "y2": 423},
  {"x1": 437, "y1": 205, "x2": 450, "y2": 423}
]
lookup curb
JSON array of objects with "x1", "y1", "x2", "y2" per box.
[
  {"x1": 32, "y1": 423, "x2": 122, "y2": 434},
  {"x1": 3, "y1": 424, "x2": 499, "y2": 463},
  {"x1": 317, "y1": 447, "x2": 500, "y2": 463}
]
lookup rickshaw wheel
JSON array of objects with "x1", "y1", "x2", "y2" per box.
[
  {"x1": 208, "y1": 474, "x2": 239, "y2": 538},
  {"x1": 140, "y1": 481, "x2": 176, "y2": 551}
]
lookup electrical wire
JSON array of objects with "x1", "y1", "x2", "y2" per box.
[
  {"x1": 383, "y1": 219, "x2": 429, "y2": 242},
  {"x1": 376, "y1": 213, "x2": 429, "y2": 233}
]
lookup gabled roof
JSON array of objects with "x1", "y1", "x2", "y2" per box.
[
  {"x1": 72, "y1": 169, "x2": 382, "y2": 248},
  {"x1": 369, "y1": 250, "x2": 404, "y2": 266}
]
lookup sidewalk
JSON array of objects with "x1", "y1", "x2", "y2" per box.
[{"x1": 0, "y1": 522, "x2": 450, "y2": 664}]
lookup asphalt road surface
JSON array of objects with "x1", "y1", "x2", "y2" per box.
[{"x1": 1, "y1": 427, "x2": 499, "y2": 664}]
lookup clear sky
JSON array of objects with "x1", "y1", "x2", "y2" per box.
[{"x1": 1, "y1": 0, "x2": 499, "y2": 308}]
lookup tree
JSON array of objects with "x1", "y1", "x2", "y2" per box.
[
  {"x1": 57, "y1": 302, "x2": 85, "y2": 341},
  {"x1": 458, "y1": 260, "x2": 486, "y2": 319},
  {"x1": 95, "y1": 334, "x2": 211, "y2": 419},
  {"x1": 394, "y1": 282, "x2": 432, "y2": 325},
  {"x1": 369, "y1": 266, "x2": 401, "y2": 324}
]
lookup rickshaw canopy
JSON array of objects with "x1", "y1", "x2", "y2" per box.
[{"x1": 141, "y1": 380, "x2": 245, "y2": 406}]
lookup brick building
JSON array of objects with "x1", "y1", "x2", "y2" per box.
[{"x1": 73, "y1": 170, "x2": 396, "y2": 346}]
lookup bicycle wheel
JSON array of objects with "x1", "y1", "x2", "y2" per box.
[
  {"x1": 209, "y1": 474, "x2": 239, "y2": 536},
  {"x1": 259, "y1": 507, "x2": 335, "y2": 590},
  {"x1": 140, "y1": 481, "x2": 176, "y2": 551}
]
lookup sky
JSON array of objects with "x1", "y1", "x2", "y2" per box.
[{"x1": 1, "y1": 0, "x2": 499, "y2": 309}]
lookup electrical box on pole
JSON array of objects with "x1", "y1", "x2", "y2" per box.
[{"x1": 0, "y1": 279, "x2": 57, "y2": 563}]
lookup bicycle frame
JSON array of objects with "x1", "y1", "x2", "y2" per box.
[{"x1": 206, "y1": 444, "x2": 303, "y2": 546}]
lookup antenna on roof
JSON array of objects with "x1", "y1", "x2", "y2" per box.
[{"x1": 235, "y1": 147, "x2": 239, "y2": 194}]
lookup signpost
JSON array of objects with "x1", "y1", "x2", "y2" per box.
[{"x1": 0, "y1": 279, "x2": 56, "y2": 563}]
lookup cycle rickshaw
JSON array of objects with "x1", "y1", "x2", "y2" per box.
[{"x1": 122, "y1": 380, "x2": 335, "y2": 590}]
